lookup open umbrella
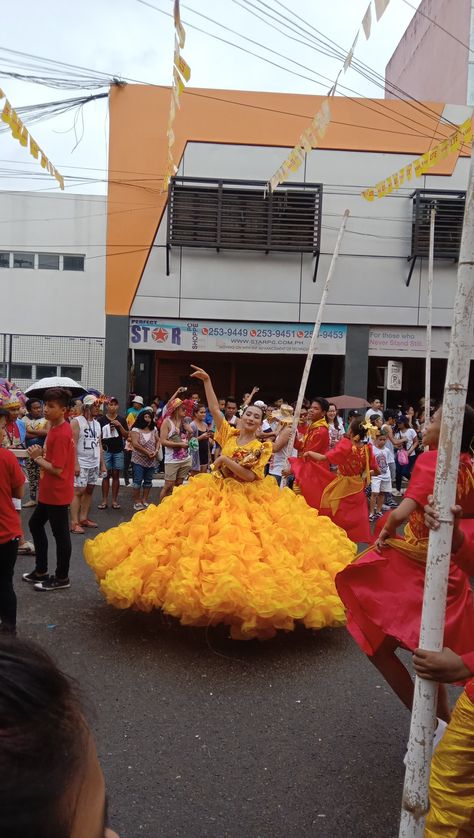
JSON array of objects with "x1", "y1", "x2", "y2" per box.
[
  {"x1": 25, "y1": 377, "x2": 87, "y2": 400},
  {"x1": 327, "y1": 395, "x2": 370, "y2": 410}
]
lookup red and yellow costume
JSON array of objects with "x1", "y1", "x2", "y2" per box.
[
  {"x1": 290, "y1": 436, "x2": 378, "y2": 544},
  {"x1": 294, "y1": 417, "x2": 330, "y2": 460},
  {"x1": 335, "y1": 449, "x2": 474, "y2": 660},
  {"x1": 425, "y1": 532, "x2": 474, "y2": 837},
  {"x1": 84, "y1": 420, "x2": 356, "y2": 639}
]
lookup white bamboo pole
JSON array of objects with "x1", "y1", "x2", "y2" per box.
[
  {"x1": 399, "y1": 141, "x2": 474, "y2": 837},
  {"x1": 424, "y1": 205, "x2": 436, "y2": 440},
  {"x1": 280, "y1": 209, "x2": 350, "y2": 489}
]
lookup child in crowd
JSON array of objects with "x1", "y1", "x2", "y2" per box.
[
  {"x1": 381, "y1": 410, "x2": 398, "y2": 508},
  {"x1": 368, "y1": 431, "x2": 392, "y2": 521},
  {"x1": 23, "y1": 398, "x2": 48, "y2": 508},
  {"x1": 24, "y1": 388, "x2": 75, "y2": 592}
]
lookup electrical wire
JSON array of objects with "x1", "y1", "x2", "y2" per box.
[
  {"x1": 137, "y1": 0, "x2": 462, "y2": 146},
  {"x1": 399, "y1": 0, "x2": 473, "y2": 54},
  {"x1": 235, "y1": 0, "x2": 462, "y2": 134}
]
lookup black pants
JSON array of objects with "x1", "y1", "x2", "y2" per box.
[
  {"x1": 29, "y1": 503, "x2": 71, "y2": 579},
  {"x1": 0, "y1": 538, "x2": 19, "y2": 629}
]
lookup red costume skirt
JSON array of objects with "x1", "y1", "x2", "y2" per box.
[
  {"x1": 335, "y1": 542, "x2": 474, "y2": 657},
  {"x1": 290, "y1": 458, "x2": 371, "y2": 544}
]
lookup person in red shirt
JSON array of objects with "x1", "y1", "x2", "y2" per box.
[
  {"x1": 412, "y1": 500, "x2": 474, "y2": 837},
  {"x1": 23, "y1": 388, "x2": 75, "y2": 592},
  {"x1": 294, "y1": 397, "x2": 330, "y2": 457},
  {"x1": 290, "y1": 417, "x2": 379, "y2": 543},
  {"x1": 0, "y1": 407, "x2": 25, "y2": 633}
]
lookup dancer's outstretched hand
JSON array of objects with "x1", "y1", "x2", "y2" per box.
[{"x1": 190, "y1": 365, "x2": 210, "y2": 382}]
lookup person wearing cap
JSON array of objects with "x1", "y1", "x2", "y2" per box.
[
  {"x1": 0, "y1": 406, "x2": 25, "y2": 632},
  {"x1": 126, "y1": 395, "x2": 144, "y2": 429},
  {"x1": 70, "y1": 396, "x2": 105, "y2": 534},
  {"x1": 159, "y1": 398, "x2": 191, "y2": 500},
  {"x1": 268, "y1": 404, "x2": 294, "y2": 486},
  {"x1": 98, "y1": 398, "x2": 128, "y2": 509}
]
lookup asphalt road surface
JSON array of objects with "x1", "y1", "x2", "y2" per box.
[{"x1": 16, "y1": 491, "x2": 452, "y2": 838}]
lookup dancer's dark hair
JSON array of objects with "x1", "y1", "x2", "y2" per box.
[{"x1": 310, "y1": 396, "x2": 329, "y2": 414}]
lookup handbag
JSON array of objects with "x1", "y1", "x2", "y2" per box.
[{"x1": 397, "y1": 447, "x2": 409, "y2": 466}]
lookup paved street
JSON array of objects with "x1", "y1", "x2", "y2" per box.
[{"x1": 16, "y1": 492, "x2": 452, "y2": 838}]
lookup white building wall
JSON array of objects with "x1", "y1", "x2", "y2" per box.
[
  {"x1": 132, "y1": 141, "x2": 469, "y2": 332},
  {"x1": 0, "y1": 191, "x2": 106, "y2": 337},
  {"x1": 0, "y1": 191, "x2": 106, "y2": 390}
]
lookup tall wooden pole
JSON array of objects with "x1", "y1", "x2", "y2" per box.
[
  {"x1": 280, "y1": 210, "x2": 350, "y2": 488},
  {"x1": 424, "y1": 205, "x2": 436, "y2": 433},
  {"x1": 399, "y1": 141, "x2": 474, "y2": 836}
]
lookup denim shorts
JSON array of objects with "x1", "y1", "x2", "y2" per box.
[
  {"x1": 104, "y1": 451, "x2": 125, "y2": 472},
  {"x1": 132, "y1": 462, "x2": 155, "y2": 489}
]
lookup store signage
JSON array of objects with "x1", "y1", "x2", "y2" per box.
[
  {"x1": 387, "y1": 360, "x2": 403, "y2": 391},
  {"x1": 129, "y1": 318, "x2": 347, "y2": 355},
  {"x1": 368, "y1": 327, "x2": 460, "y2": 359}
]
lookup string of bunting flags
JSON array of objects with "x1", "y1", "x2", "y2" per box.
[
  {"x1": 0, "y1": 88, "x2": 64, "y2": 190},
  {"x1": 265, "y1": 0, "x2": 391, "y2": 193},
  {"x1": 266, "y1": 97, "x2": 331, "y2": 194},
  {"x1": 164, "y1": 0, "x2": 191, "y2": 191},
  {"x1": 362, "y1": 118, "x2": 473, "y2": 201}
]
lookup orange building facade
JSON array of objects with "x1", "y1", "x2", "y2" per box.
[{"x1": 105, "y1": 84, "x2": 473, "y2": 407}]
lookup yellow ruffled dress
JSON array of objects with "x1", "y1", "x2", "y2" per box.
[{"x1": 84, "y1": 420, "x2": 356, "y2": 639}]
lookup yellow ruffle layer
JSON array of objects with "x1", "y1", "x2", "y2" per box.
[{"x1": 84, "y1": 475, "x2": 356, "y2": 639}]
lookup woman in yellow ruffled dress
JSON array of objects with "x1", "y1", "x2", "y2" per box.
[{"x1": 84, "y1": 366, "x2": 356, "y2": 639}]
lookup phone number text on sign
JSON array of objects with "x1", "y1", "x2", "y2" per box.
[
  {"x1": 201, "y1": 327, "x2": 314, "y2": 338},
  {"x1": 129, "y1": 319, "x2": 347, "y2": 355}
]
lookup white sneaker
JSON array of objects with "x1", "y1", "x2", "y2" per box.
[
  {"x1": 392, "y1": 489, "x2": 401, "y2": 496},
  {"x1": 133, "y1": 503, "x2": 145, "y2": 511}
]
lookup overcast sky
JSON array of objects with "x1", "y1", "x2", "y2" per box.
[{"x1": 0, "y1": 0, "x2": 421, "y2": 194}]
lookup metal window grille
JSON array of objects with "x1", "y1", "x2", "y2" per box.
[
  {"x1": 0, "y1": 334, "x2": 104, "y2": 393},
  {"x1": 407, "y1": 189, "x2": 466, "y2": 285},
  {"x1": 167, "y1": 177, "x2": 323, "y2": 280}
]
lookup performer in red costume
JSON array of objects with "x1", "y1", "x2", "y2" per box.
[
  {"x1": 335, "y1": 405, "x2": 474, "y2": 723},
  {"x1": 290, "y1": 418, "x2": 378, "y2": 544},
  {"x1": 414, "y1": 500, "x2": 474, "y2": 838},
  {"x1": 293, "y1": 397, "x2": 330, "y2": 460}
]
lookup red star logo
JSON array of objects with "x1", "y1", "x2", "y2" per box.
[{"x1": 152, "y1": 328, "x2": 169, "y2": 343}]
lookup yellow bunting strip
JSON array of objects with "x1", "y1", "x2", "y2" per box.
[
  {"x1": 0, "y1": 89, "x2": 64, "y2": 189},
  {"x1": 265, "y1": 98, "x2": 331, "y2": 193},
  {"x1": 164, "y1": 0, "x2": 191, "y2": 191},
  {"x1": 362, "y1": 118, "x2": 473, "y2": 201}
]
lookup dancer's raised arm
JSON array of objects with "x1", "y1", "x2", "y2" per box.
[{"x1": 190, "y1": 366, "x2": 223, "y2": 430}]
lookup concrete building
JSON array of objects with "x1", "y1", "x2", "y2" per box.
[
  {"x1": 0, "y1": 190, "x2": 106, "y2": 392},
  {"x1": 104, "y1": 85, "x2": 474, "y2": 408},
  {"x1": 385, "y1": 0, "x2": 472, "y2": 105}
]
